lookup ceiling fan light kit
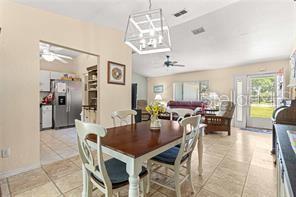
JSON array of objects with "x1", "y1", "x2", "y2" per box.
[
  {"x1": 124, "y1": 1, "x2": 171, "y2": 55},
  {"x1": 40, "y1": 43, "x2": 73, "y2": 63}
]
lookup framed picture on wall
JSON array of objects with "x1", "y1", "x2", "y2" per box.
[
  {"x1": 153, "y1": 85, "x2": 164, "y2": 93},
  {"x1": 107, "y1": 61, "x2": 126, "y2": 85},
  {"x1": 199, "y1": 80, "x2": 209, "y2": 93}
]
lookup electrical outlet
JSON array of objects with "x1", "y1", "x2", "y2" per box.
[{"x1": 1, "y1": 148, "x2": 11, "y2": 158}]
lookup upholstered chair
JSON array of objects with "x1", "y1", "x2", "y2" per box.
[{"x1": 204, "y1": 101, "x2": 235, "y2": 135}]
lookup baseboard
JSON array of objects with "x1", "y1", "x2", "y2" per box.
[{"x1": 0, "y1": 162, "x2": 41, "y2": 179}]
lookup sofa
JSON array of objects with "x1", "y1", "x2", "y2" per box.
[
  {"x1": 167, "y1": 101, "x2": 206, "y2": 110},
  {"x1": 159, "y1": 101, "x2": 207, "y2": 120}
]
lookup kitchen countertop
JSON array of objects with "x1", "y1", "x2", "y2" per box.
[{"x1": 275, "y1": 124, "x2": 296, "y2": 197}]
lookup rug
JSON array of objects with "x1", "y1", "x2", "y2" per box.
[{"x1": 240, "y1": 127, "x2": 272, "y2": 134}]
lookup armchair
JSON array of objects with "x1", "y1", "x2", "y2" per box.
[
  {"x1": 136, "y1": 100, "x2": 150, "y2": 121},
  {"x1": 204, "y1": 101, "x2": 235, "y2": 135}
]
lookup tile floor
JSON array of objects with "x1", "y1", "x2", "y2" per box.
[
  {"x1": 40, "y1": 128, "x2": 79, "y2": 165},
  {"x1": 1, "y1": 127, "x2": 276, "y2": 197}
]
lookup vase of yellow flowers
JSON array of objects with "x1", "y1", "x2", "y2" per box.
[{"x1": 146, "y1": 101, "x2": 166, "y2": 130}]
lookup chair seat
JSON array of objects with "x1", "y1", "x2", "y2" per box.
[
  {"x1": 91, "y1": 158, "x2": 148, "y2": 189},
  {"x1": 151, "y1": 147, "x2": 189, "y2": 165}
]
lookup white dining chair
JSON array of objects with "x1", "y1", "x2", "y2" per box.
[
  {"x1": 167, "y1": 108, "x2": 194, "y2": 121},
  {"x1": 111, "y1": 110, "x2": 137, "y2": 127},
  {"x1": 75, "y1": 120, "x2": 148, "y2": 197},
  {"x1": 147, "y1": 115, "x2": 201, "y2": 197}
]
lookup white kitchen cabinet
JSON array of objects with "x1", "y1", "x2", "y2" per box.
[{"x1": 40, "y1": 70, "x2": 51, "y2": 91}]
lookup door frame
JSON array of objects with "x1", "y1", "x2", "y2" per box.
[
  {"x1": 246, "y1": 73, "x2": 276, "y2": 129},
  {"x1": 233, "y1": 72, "x2": 277, "y2": 129}
]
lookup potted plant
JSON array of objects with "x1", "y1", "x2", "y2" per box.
[{"x1": 146, "y1": 101, "x2": 166, "y2": 130}]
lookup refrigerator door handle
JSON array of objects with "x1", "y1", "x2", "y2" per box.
[{"x1": 68, "y1": 88, "x2": 71, "y2": 112}]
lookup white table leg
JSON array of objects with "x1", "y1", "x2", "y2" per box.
[
  {"x1": 82, "y1": 165, "x2": 92, "y2": 197},
  {"x1": 198, "y1": 127, "x2": 204, "y2": 175},
  {"x1": 126, "y1": 160, "x2": 142, "y2": 197}
]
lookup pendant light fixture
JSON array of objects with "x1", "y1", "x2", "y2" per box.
[{"x1": 124, "y1": 0, "x2": 171, "y2": 55}]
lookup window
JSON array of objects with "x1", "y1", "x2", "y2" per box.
[{"x1": 173, "y1": 82, "x2": 199, "y2": 101}]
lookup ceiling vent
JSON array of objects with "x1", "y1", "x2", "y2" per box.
[
  {"x1": 192, "y1": 27, "x2": 205, "y2": 35},
  {"x1": 174, "y1": 9, "x2": 187, "y2": 17}
]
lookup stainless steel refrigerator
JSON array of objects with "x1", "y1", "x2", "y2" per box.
[{"x1": 51, "y1": 80, "x2": 82, "y2": 129}]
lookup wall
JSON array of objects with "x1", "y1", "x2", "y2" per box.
[
  {"x1": 147, "y1": 60, "x2": 290, "y2": 102},
  {"x1": 132, "y1": 72, "x2": 147, "y2": 100},
  {"x1": 40, "y1": 59, "x2": 79, "y2": 74},
  {"x1": 0, "y1": 1, "x2": 132, "y2": 177},
  {"x1": 74, "y1": 53, "x2": 98, "y2": 77}
]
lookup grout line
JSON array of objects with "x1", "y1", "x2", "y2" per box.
[
  {"x1": 40, "y1": 129, "x2": 79, "y2": 165},
  {"x1": 240, "y1": 148, "x2": 255, "y2": 196},
  {"x1": 41, "y1": 166, "x2": 65, "y2": 197}
]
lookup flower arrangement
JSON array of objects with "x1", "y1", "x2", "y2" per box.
[
  {"x1": 145, "y1": 101, "x2": 166, "y2": 116},
  {"x1": 146, "y1": 101, "x2": 166, "y2": 129}
]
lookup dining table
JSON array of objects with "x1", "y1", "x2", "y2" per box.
[{"x1": 85, "y1": 119, "x2": 206, "y2": 197}]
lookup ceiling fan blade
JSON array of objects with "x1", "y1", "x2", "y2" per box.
[
  {"x1": 172, "y1": 61, "x2": 178, "y2": 64},
  {"x1": 55, "y1": 56, "x2": 68, "y2": 64},
  {"x1": 172, "y1": 64, "x2": 185, "y2": 67},
  {"x1": 50, "y1": 45, "x2": 63, "y2": 51},
  {"x1": 55, "y1": 53, "x2": 73, "y2": 60}
]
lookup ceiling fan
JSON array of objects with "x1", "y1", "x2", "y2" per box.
[
  {"x1": 40, "y1": 43, "x2": 73, "y2": 63},
  {"x1": 163, "y1": 55, "x2": 185, "y2": 67}
]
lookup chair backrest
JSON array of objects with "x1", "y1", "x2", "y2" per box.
[
  {"x1": 75, "y1": 120, "x2": 112, "y2": 190},
  {"x1": 216, "y1": 101, "x2": 235, "y2": 118},
  {"x1": 167, "y1": 108, "x2": 194, "y2": 121},
  {"x1": 136, "y1": 100, "x2": 148, "y2": 111},
  {"x1": 111, "y1": 110, "x2": 137, "y2": 127},
  {"x1": 176, "y1": 115, "x2": 201, "y2": 164}
]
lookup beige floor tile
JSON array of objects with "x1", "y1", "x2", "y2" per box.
[
  {"x1": 12, "y1": 182, "x2": 60, "y2": 197},
  {"x1": 150, "y1": 191, "x2": 168, "y2": 197},
  {"x1": 225, "y1": 151, "x2": 253, "y2": 163},
  {"x1": 242, "y1": 185, "x2": 276, "y2": 197},
  {"x1": 243, "y1": 165, "x2": 277, "y2": 197},
  {"x1": 196, "y1": 189, "x2": 222, "y2": 197},
  {"x1": 69, "y1": 155, "x2": 82, "y2": 167},
  {"x1": 53, "y1": 170, "x2": 82, "y2": 193},
  {"x1": 43, "y1": 159, "x2": 80, "y2": 180},
  {"x1": 218, "y1": 158, "x2": 250, "y2": 175},
  {"x1": 204, "y1": 144, "x2": 230, "y2": 157},
  {"x1": 251, "y1": 151, "x2": 275, "y2": 170},
  {"x1": 204, "y1": 175, "x2": 244, "y2": 197},
  {"x1": 57, "y1": 147, "x2": 78, "y2": 159},
  {"x1": 211, "y1": 166, "x2": 246, "y2": 185},
  {"x1": 64, "y1": 186, "x2": 103, "y2": 197},
  {"x1": 8, "y1": 168, "x2": 50, "y2": 195},
  {"x1": 1, "y1": 182, "x2": 10, "y2": 196},
  {"x1": 0, "y1": 178, "x2": 7, "y2": 184},
  {"x1": 158, "y1": 180, "x2": 201, "y2": 197},
  {"x1": 40, "y1": 153, "x2": 63, "y2": 165}
]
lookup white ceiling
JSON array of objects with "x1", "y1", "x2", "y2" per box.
[
  {"x1": 16, "y1": 0, "x2": 296, "y2": 77},
  {"x1": 39, "y1": 42, "x2": 82, "y2": 58}
]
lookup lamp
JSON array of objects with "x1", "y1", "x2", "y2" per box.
[
  {"x1": 124, "y1": 0, "x2": 171, "y2": 55},
  {"x1": 154, "y1": 94, "x2": 163, "y2": 101}
]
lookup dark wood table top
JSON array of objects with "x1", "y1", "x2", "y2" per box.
[{"x1": 87, "y1": 120, "x2": 185, "y2": 158}]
